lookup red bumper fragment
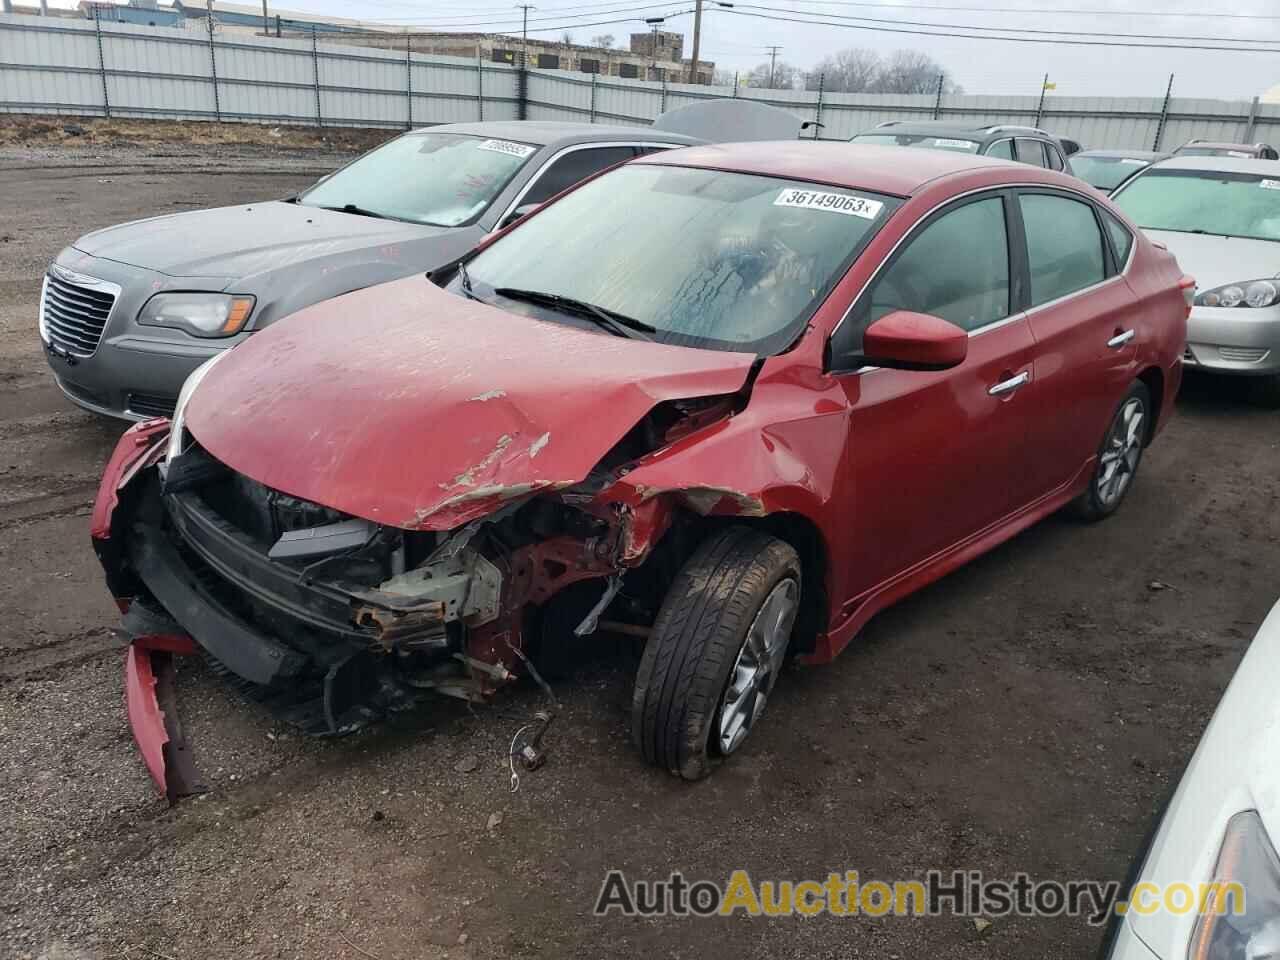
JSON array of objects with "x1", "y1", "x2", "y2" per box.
[{"x1": 125, "y1": 636, "x2": 206, "y2": 803}]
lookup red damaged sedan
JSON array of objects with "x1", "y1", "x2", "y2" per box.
[{"x1": 92, "y1": 143, "x2": 1189, "y2": 794}]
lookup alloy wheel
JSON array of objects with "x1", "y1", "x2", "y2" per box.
[{"x1": 1097, "y1": 396, "x2": 1145, "y2": 506}]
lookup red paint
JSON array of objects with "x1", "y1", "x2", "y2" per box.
[
  {"x1": 90, "y1": 418, "x2": 170, "y2": 540},
  {"x1": 863, "y1": 310, "x2": 968, "y2": 370},
  {"x1": 124, "y1": 642, "x2": 170, "y2": 797}
]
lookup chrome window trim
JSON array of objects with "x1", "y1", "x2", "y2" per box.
[
  {"x1": 490, "y1": 140, "x2": 680, "y2": 231},
  {"x1": 831, "y1": 180, "x2": 1132, "y2": 350}
]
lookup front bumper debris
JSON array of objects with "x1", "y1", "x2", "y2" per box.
[{"x1": 124, "y1": 632, "x2": 206, "y2": 802}]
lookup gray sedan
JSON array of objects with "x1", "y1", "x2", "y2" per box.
[
  {"x1": 1113, "y1": 156, "x2": 1280, "y2": 404},
  {"x1": 40, "y1": 120, "x2": 704, "y2": 420}
]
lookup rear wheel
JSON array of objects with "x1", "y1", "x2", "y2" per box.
[
  {"x1": 1072, "y1": 380, "x2": 1150, "y2": 522},
  {"x1": 631, "y1": 527, "x2": 800, "y2": 780}
]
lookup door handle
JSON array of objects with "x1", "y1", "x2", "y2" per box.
[
  {"x1": 988, "y1": 371, "x2": 1030, "y2": 396},
  {"x1": 1107, "y1": 329, "x2": 1136, "y2": 348}
]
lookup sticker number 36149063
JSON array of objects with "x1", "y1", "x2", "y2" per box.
[{"x1": 774, "y1": 188, "x2": 884, "y2": 219}]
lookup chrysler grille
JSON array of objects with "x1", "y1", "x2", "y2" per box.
[{"x1": 42, "y1": 271, "x2": 117, "y2": 357}]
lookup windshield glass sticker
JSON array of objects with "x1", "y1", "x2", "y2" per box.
[
  {"x1": 931, "y1": 138, "x2": 975, "y2": 149},
  {"x1": 478, "y1": 139, "x2": 537, "y2": 159},
  {"x1": 1120, "y1": 158, "x2": 1147, "y2": 165},
  {"x1": 1260, "y1": 179, "x2": 1280, "y2": 190},
  {"x1": 774, "y1": 189, "x2": 884, "y2": 220}
]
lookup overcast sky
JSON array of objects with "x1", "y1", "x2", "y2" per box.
[{"x1": 50, "y1": 0, "x2": 1280, "y2": 99}]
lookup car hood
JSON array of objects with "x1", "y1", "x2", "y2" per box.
[
  {"x1": 74, "y1": 200, "x2": 445, "y2": 279},
  {"x1": 1144, "y1": 229, "x2": 1280, "y2": 291},
  {"x1": 184, "y1": 275, "x2": 757, "y2": 530},
  {"x1": 1127, "y1": 598, "x2": 1280, "y2": 957}
]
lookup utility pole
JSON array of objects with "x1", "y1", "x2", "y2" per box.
[
  {"x1": 765, "y1": 44, "x2": 781, "y2": 89},
  {"x1": 516, "y1": 4, "x2": 534, "y2": 67},
  {"x1": 261, "y1": 0, "x2": 268, "y2": 35},
  {"x1": 643, "y1": 16, "x2": 664, "y2": 80},
  {"x1": 688, "y1": 0, "x2": 702, "y2": 85}
]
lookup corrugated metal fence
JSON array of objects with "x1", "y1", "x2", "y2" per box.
[{"x1": 3, "y1": 12, "x2": 1278, "y2": 150}]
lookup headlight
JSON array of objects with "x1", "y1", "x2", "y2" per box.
[
  {"x1": 1188, "y1": 810, "x2": 1280, "y2": 960},
  {"x1": 137, "y1": 292, "x2": 255, "y2": 337},
  {"x1": 165, "y1": 349, "x2": 231, "y2": 463},
  {"x1": 1195, "y1": 280, "x2": 1280, "y2": 309}
]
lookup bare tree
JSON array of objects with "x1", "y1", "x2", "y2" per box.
[
  {"x1": 560, "y1": 30, "x2": 576, "y2": 45},
  {"x1": 590, "y1": 33, "x2": 615, "y2": 48},
  {"x1": 869, "y1": 49, "x2": 958, "y2": 94},
  {"x1": 712, "y1": 68, "x2": 737, "y2": 87},
  {"x1": 806, "y1": 47, "x2": 881, "y2": 93},
  {"x1": 746, "y1": 60, "x2": 799, "y2": 90}
]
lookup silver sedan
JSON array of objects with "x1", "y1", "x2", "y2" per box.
[{"x1": 1113, "y1": 156, "x2": 1280, "y2": 404}]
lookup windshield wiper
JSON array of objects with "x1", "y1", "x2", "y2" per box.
[
  {"x1": 317, "y1": 203, "x2": 393, "y2": 220},
  {"x1": 456, "y1": 260, "x2": 480, "y2": 301},
  {"x1": 494, "y1": 287, "x2": 654, "y2": 341}
]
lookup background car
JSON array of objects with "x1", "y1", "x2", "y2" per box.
[
  {"x1": 1072, "y1": 149, "x2": 1170, "y2": 194},
  {"x1": 39, "y1": 102, "x2": 801, "y2": 421},
  {"x1": 850, "y1": 120, "x2": 1075, "y2": 172},
  {"x1": 1175, "y1": 139, "x2": 1279, "y2": 160},
  {"x1": 1102, "y1": 597, "x2": 1280, "y2": 960},
  {"x1": 95, "y1": 142, "x2": 1187, "y2": 794},
  {"x1": 1112, "y1": 155, "x2": 1280, "y2": 405}
]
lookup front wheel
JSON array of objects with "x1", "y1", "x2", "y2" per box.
[
  {"x1": 631, "y1": 527, "x2": 801, "y2": 781},
  {"x1": 1072, "y1": 380, "x2": 1151, "y2": 522}
]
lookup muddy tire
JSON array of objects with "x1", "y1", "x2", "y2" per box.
[
  {"x1": 1072, "y1": 380, "x2": 1151, "y2": 522},
  {"x1": 631, "y1": 527, "x2": 800, "y2": 780}
]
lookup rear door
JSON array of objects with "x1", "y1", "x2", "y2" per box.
[
  {"x1": 1015, "y1": 138, "x2": 1048, "y2": 168},
  {"x1": 1016, "y1": 188, "x2": 1140, "y2": 496},
  {"x1": 832, "y1": 191, "x2": 1038, "y2": 599}
]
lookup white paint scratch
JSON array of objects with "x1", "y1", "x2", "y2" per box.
[
  {"x1": 469, "y1": 389, "x2": 506, "y2": 402},
  {"x1": 528, "y1": 432, "x2": 551, "y2": 458}
]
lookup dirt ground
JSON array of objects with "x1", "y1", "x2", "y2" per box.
[{"x1": 1, "y1": 133, "x2": 1278, "y2": 960}]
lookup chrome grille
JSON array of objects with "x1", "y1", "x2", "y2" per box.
[
  {"x1": 1218, "y1": 346, "x2": 1269, "y2": 363},
  {"x1": 41, "y1": 269, "x2": 118, "y2": 358},
  {"x1": 126, "y1": 392, "x2": 177, "y2": 419}
]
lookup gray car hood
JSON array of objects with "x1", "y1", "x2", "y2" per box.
[
  {"x1": 1145, "y1": 229, "x2": 1280, "y2": 290},
  {"x1": 74, "y1": 200, "x2": 446, "y2": 278}
]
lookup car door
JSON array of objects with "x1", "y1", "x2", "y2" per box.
[
  {"x1": 1016, "y1": 188, "x2": 1140, "y2": 497},
  {"x1": 830, "y1": 191, "x2": 1038, "y2": 600}
]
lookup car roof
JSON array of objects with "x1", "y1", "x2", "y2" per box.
[
  {"x1": 857, "y1": 120, "x2": 1056, "y2": 142},
  {"x1": 1179, "y1": 140, "x2": 1267, "y2": 152},
  {"x1": 633, "y1": 141, "x2": 1050, "y2": 197},
  {"x1": 415, "y1": 120, "x2": 701, "y2": 148},
  {"x1": 1075, "y1": 149, "x2": 1168, "y2": 161},
  {"x1": 1146, "y1": 155, "x2": 1280, "y2": 175}
]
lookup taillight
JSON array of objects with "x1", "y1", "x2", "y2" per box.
[{"x1": 1179, "y1": 275, "x2": 1196, "y2": 317}]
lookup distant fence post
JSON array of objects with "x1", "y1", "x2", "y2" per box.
[
  {"x1": 732, "y1": 72, "x2": 738, "y2": 97},
  {"x1": 476, "y1": 49, "x2": 484, "y2": 122},
  {"x1": 932, "y1": 72, "x2": 943, "y2": 119},
  {"x1": 517, "y1": 52, "x2": 527, "y2": 120},
  {"x1": 92, "y1": 5, "x2": 111, "y2": 118},
  {"x1": 589, "y1": 71, "x2": 597, "y2": 123},
  {"x1": 1034, "y1": 72, "x2": 1048, "y2": 127},
  {"x1": 405, "y1": 36, "x2": 412, "y2": 130},
  {"x1": 1152, "y1": 73, "x2": 1174, "y2": 150},
  {"x1": 812, "y1": 72, "x2": 824, "y2": 139},
  {"x1": 274, "y1": 13, "x2": 280, "y2": 37},
  {"x1": 660, "y1": 75, "x2": 668, "y2": 114},
  {"x1": 205, "y1": 12, "x2": 221, "y2": 122},
  {"x1": 1245, "y1": 95, "x2": 1259, "y2": 143},
  {"x1": 311, "y1": 26, "x2": 322, "y2": 128}
]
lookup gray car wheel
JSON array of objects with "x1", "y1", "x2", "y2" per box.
[{"x1": 1073, "y1": 380, "x2": 1150, "y2": 522}]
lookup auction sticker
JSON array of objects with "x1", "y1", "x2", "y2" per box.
[
  {"x1": 1120, "y1": 158, "x2": 1148, "y2": 165},
  {"x1": 774, "y1": 188, "x2": 884, "y2": 219},
  {"x1": 931, "y1": 138, "x2": 976, "y2": 149},
  {"x1": 478, "y1": 139, "x2": 537, "y2": 159},
  {"x1": 1261, "y1": 179, "x2": 1280, "y2": 190}
]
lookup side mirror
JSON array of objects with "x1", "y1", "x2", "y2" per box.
[
  {"x1": 501, "y1": 203, "x2": 540, "y2": 229},
  {"x1": 862, "y1": 310, "x2": 968, "y2": 371}
]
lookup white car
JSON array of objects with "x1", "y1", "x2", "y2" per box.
[{"x1": 1105, "y1": 599, "x2": 1280, "y2": 958}]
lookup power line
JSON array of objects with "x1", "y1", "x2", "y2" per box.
[
  {"x1": 714, "y1": 7, "x2": 1280, "y2": 52},
  {"x1": 357, "y1": 0, "x2": 698, "y2": 21},
  {"x1": 715, "y1": 0, "x2": 1280, "y2": 18},
  {"x1": 731, "y1": 2, "x2": 1280, "y2": 46}
]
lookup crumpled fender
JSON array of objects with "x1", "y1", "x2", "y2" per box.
[{"x1": 91, "y1": 418, "x2": 171, "y2": 541}]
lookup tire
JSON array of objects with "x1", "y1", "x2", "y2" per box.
[
  {"x1": 1072, "y1": 380, "x2": 1151, "y2": 522},
  {"x1": 1249, "y1": 373, "x2": 1280, "y2": 408},
  {"x1": 631, "y1": 527, "x2": 801, "y2": 780}
]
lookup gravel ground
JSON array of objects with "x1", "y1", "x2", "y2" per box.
[{"x1": 2, "y1": 135, "x2": 1279, "y2": 960}]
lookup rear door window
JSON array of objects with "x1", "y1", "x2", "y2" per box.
[
  {"x1": 1015, "y1": 139, "x2": 1048, "y2": 167},
  {"x1": 1020, "y1": 192, "x2": 1107, "y2": 305},
  {"x1": 985, "y1": 139, "x2": 1015, "y2": 161},
  {"x1": 1102, "y1": 211, "x2": 1134, "y2": 268},
  {"x1": 521, "y1": 146, "x2": 637, "y2": 205},
  {"x1": 1044, "y1": 145, "x2": 1065, "y2": 171},
  {"x1": 863, "y1": 195, "x2": 1010, "y2": 332}
]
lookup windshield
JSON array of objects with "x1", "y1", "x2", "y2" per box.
[
  {"x1": 298, "y1": 132, "x2": 538, "y2": 227},
  {"x1": 1071, "y1": 155, "x2": 1150, "y2": 191},
  {"x1": 465, "y1": 164, "x2": 900, "y2": 354},
  {"x1": 852, "y1": 133, "x2": 980, "y2": 154},
  {"x1": 1113, "y1": 169, "x2": 1280, "y2": 242}
]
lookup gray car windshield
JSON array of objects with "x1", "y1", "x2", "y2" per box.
[
  {"x1": 1114, "y1": 169, "x2": 1280, "y2": 242},
  {"x1": 298, "y1": 132, "x2": 537, "y2": 227},
  {"x1": 1072, "y1": 155, "x2": 1149, "y2": 191},
  {"x1": 852, "y1": 133, "x2": 981, "y2": 153},
  {"x1": 465, "y1": 164, "x2": 899, "y2": 355}
]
